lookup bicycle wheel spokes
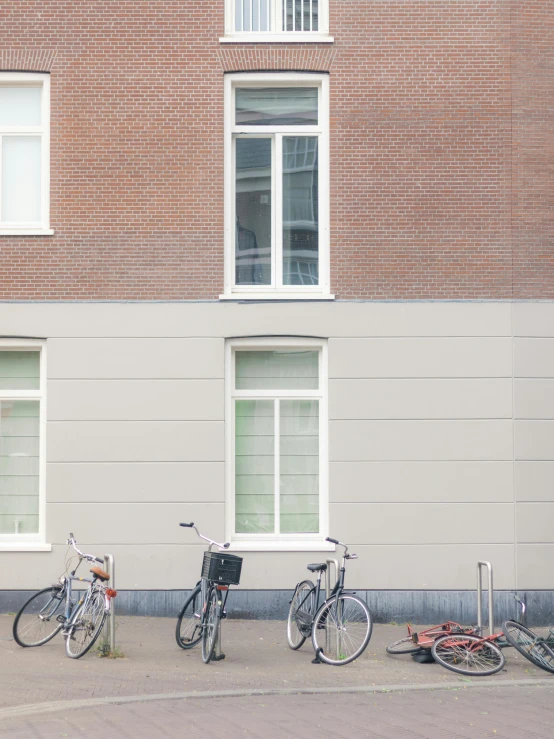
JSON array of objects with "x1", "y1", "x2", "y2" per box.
[
  {"x1": 13, "y1": 587, "x2": 65, "y2": 647},
  {"x1": 65, "y1": 590, "x2": 106, "y2": 659},
  {"x1": 176, "y1": 586, "x2": 203, "y2": 650},
  {"x1": 312, "y1": 594, "x2": 372, "y2": 666},
  {"x1": 503, "y1": 621, "x2": 554, "y2": 674},
  {"x1": 287, "y1": 580, "x2": 315, "y2": 650},
  {"x1": 432, "y1": 634, "x2": 505, "y2": 676},
  {"x1": 201, "y1": 587, "x2": 219, "y2": 664}
]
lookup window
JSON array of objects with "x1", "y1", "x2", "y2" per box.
[
  {"x1": 222, "y1": 0, "x2": 332, "y2": 42},
  {"x1": 0, "y1": 341, "x2": 47, "y2": 549},
  {"x1": 226, "y1": 339, "x2": 329, "y2": 550},
  {"x1": 223, "y1": 73, "x2": 331, "y2": 299},
  {"x1": 0, "y1": 73, "x2": 51, "y2": 235}
]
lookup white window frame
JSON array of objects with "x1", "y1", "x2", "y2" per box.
[
  {"x1": 221, "y1": 0, "x2": 333, "y2": 43},
  {"x1": 222, "y1": 72, "x2": 333, "y2": 300},
  {"x1": 225, "y1": 337, "x2": 332, "y2": 551},
  {"x1": 0, "y1": 73, "x2": 53, "y2": 236},
  {"x1": 0, "y1": 339, "x2": 50, "y2": 551}
]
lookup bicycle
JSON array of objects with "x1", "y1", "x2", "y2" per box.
[
  {"x1": 286, "y1": 536, "x2": 373, "y2": 666},
  {"x1": 175, "y1": 522, "x2": 243, "y2": 664},
  {"x1": 13, "y1": 534, "x2": 116, "y2": 659},
  {"x1": 430, "y1": 596, "x2": 554, "y2": 676}
]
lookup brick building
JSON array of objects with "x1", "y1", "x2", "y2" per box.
[{"x1": 0, "y1": 1, "x2": 553, "y2": 620}]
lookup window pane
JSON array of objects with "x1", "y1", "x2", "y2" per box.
[
  {"x1": 283, "y1": 0, "x2": 318, "y2": 31},
  {"x1": 235, "y1": 350, "x2": 318, "y2": 390},
  {"x1": 235, "y1": 137, "x2": 272, "y2": 286},
  {"x1": 283, "y1": 137, "x2": 319, "y2": 285},
  {"x1": 0, "y1": 400, "x2": 39, "y2": 535},
  {"x1": 235, "y1": 400, "x2": 274, "y2": 534},
  {"x1": 236, "y1": 88, "x2": 318, "y2": 126},
  {"x1": 2, "y1": 136, "x2": 41, "y2": 223},
  {"x1": 0, "y1": 86, "x2": 41, "y2": 126},
  {"x1": 280, "y1": 399, "x2": 319, "y2": 533},
  {"x1": 0, "y1": 352, "x2": 40, "y2": 390}
]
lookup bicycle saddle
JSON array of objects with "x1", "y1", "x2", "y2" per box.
[
  {"x1": 90, "y1": 566, "x2": 110, "y2": 581},
  {"x1": 307, "y1": 563, "x2": 327, "y2": 572}
]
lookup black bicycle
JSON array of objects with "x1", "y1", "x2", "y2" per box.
[
  {"x1": 287, "y1": 536, "x2": 373, "y2": 665},
  {"x1": 175, "y1": 522, "x2": 243, "y2": 663}
]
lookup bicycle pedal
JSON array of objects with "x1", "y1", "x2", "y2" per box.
[{"x1": 56, "y1": 615, "x2": 66, "y2": 624}]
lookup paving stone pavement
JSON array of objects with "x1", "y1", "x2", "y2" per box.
[
  {"x1": 2, "y1": 612, "x2": 554, "y2": 737},
  {"x1": 2, "y1": 685, "x2": 554, "y2": 738}
]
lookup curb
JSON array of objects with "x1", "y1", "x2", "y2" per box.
[{"x1": 1, "y1": 678, "x2": 553, "y2": 721}]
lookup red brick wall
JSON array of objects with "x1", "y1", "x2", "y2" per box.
[{"x1": 0, "y1": 1, "x2": 551, "y2": 300}]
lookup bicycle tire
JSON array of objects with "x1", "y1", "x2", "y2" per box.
[
  {"x1": 176, "y1": 585, "x2": 203, "y2": 650},
  {"x1": 431, "y1": 634, "x2": 505, "y2": 676},
  {"x1": 287, "y1": 579, "x2": 316, "y2": 650},
  {"x1": 502, "y1": 620, "x2": 554, "y2": 675},
  {"x1": 201, "y1": 586, "x2": 220, "y2": 664},
  {"x1": 311, "y1": 593, "x2": 373, "y2": 666},
  {"x1": 13, "y1": 586, "x2": 65, "y2": 647},
  {"x1": 65, "y1": 590, "x2": 107, "y2": 659},
  {"x1": 386, "y1": 636, "x2": 422, "y2": 655}
]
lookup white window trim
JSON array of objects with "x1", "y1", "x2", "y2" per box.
[
  {"x1": 222, "y1": 72, "x2": 332, "y2": 300},
  {"x1": 0, "y1": 73, "x2": 52, "y2": 236},
  {"x1": 0, "y1": 339, "x2": 50, "y2": 551},
  {"x1": 225, "y1": 337, "x2": 330, "y2": 551},
  {"x1": 221, "y1": 0, "x2": 332, "y2": 42}
]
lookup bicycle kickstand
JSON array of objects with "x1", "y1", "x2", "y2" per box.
[{"x1": 312, "y1": 647, "x2": 323, "y2": 664}]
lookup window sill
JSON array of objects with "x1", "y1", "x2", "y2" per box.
[
  {"x1": 0, "y1": 543, "x2": 52, "y2": 552},
  {"x1": 220, "y1": 293, "x2": 335, "y2": 301},
  {"x1": 229, "y1": 540, "x2": 336, "y2": 552},
  {"x1": 220, "y1": 33, "x2": 334, "y2": 44},
  {"x1": 0, "y1": 229, "x2": 54, "y2": 236}
]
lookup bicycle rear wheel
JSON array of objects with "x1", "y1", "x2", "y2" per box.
[
  {"x1": 312, "y1": 594, "x2": 372, "y2": 666},
  {"x1": 201, "y1": 586, "x2": 220, "y2": 664},
  {"x1": 65, "y1": 589, "x2": 107, "y2": 659},
  {"x1": 13, "y1": 587, "x2": 65, "y2": 647},
  {"x1": 502, "y1": 621, "x2": 554, "y2": 674},
  {"x1": 287, "y1": 580, "x2": 315, "y2": 650},
  {"x1": 431, "y1": 634, "x2": 505, "y2": 676},
  {"x1": 176, "y1": 585, "x2": 203, "y2": 650},
  {"x1": 386, "y1": 636, "x2": 422, "y2": 655}
]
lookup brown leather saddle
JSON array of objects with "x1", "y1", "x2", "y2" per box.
[{"x1": 90, "y1": 566, "x2": 110, "y2": 581}]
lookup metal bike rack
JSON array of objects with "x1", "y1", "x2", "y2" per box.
[
  {"x1": 325, "y1": 559, "x2": 340, "y2": 599},
  {"x1": 477, "y1": 561, "x2": 494, "y2": 637},
  {"x1": 103, "y1": 553, "x2": 116, "y2": 654}
]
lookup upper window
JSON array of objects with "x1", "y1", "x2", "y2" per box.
[
  {"x1": 223, "y1": 73, "x2": 331, "y2": 299},
  {"x1": 226, "y1": 338, "x2": 329, "y2": 550},
  {"x1": 0, "y1": 73, "x2": 51, "y2": 235},
  {"x1": 0, "y1": 342, "x2": 46, "y2": 547},
  {"x1": 222, "y1": 0, "x2": 332, "y2": 42}
]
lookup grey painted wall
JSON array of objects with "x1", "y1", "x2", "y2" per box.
[{"x1": 0, "y1": 301, "x2": 553, "y2": 595}]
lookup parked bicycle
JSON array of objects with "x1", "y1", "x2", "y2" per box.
[
  {"x1": 12, "y1": 534, "x2": 116, "y2": 659},
  {"x1": 287, "y1": 536, "x2": 373, "y2": 666},
  {"x1": 175, "y1": 522, "x2": 243, "y2": 664}
]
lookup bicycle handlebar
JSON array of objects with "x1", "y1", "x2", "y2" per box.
[
  {"x1": 325, "y1": 536, "x2": 350, "y2": 557},
  {"x1": 66, "y1": 534, "x2": 103, "y2": 564},
  {"x1": 179, "y1": 523, "x2": 230, "y2": 550}
]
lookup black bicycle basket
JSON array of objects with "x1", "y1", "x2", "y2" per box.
[{"x1": 202, "y1": 551, "x2": 243, "y2": 586}]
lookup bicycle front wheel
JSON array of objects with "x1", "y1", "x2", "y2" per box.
[
  {"x1": 176, "y1": 585, "x2": 203, "y2": 650},
  {"x1": 287, "y1": 580, "x2": 315, "y2": 650},
  {"x1": 65, "y1": 590, "x2": 107, "y2": 659},
  {"x1": 432, "y1": 634, "x2": 505, "y2": 676},
  {"x1": 312, "y1": 594, "x2": 372, "y2": 666},
  {"x1": 13, "y1": 587, "x2": 65, "y2": 647},
  {"x1": 201, "y1": 586, "x2": 220, "y2": 664},
  {"x1": 502, "y1": 621, "x2": 554, "y2": 674}
]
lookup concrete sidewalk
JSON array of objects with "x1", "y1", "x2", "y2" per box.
[{"x1": 1, "y1": 614, "x2": 553, "y2": 717}]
